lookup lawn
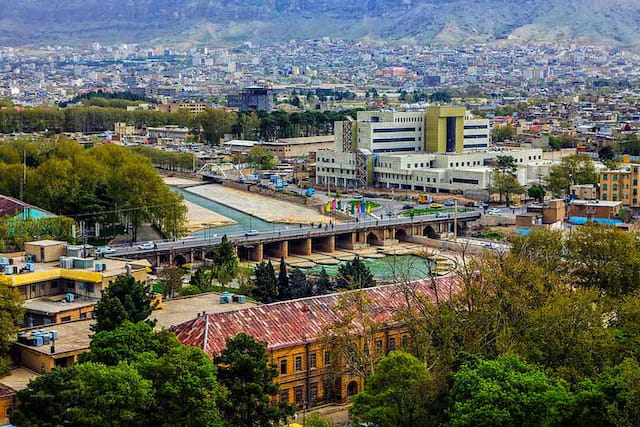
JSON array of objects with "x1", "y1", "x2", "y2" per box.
[{"x1": 400, "y1": 208, "x2": 465, "y2": 216}]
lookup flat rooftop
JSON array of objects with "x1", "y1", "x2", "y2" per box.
[
  {"x1": 569, "y1": 200, "x2": 621, "y2": 207},
  {"x1": 14, "y1": 292, "x2": 256, "y2": 356},
  {"x1": 0, "y1": 368, "x2": 39, "y2": 391},
  {"x1": 24, "y1": 295, "x2": 97, "y2": 315}
]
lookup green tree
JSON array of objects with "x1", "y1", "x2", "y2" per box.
[
  {"x1": 252, "y1": 261, "x2": 278, "y2": 303},
  {"x1": 491, "y1": 124, "x2": 515, "y2": 142},
  {"x1": 211, "y1": 235, "x2": 238, "y2": 290},
  {"x1": 215, "y1": 333, "x2": 293, "y2": 426},
  {"x1": 448, "y1": 355, "x2": 575, "y2": 427},
  {"x1": 160, "y1": 265, "x2": 184, "y2": 298},
  {"x1": 337, "y1": 255, "x2": 375, "y2": 289},
  {"x1": 91, "y1": 275, "x2": 156, "y2": 333},
  {"x1": 546, "y1": 154, "x2": 598, "y2": 196},
  {"x1": 527, "y1": 183, "x2": 545, "y2": 202},
  {"x1": 190, "y1": 267, "x2": 212, "y2": 291},
  {"x1": 79, "y1": 321, "x2": 180, "y2": 366},
  {"x1": 0, "y1": 285, "x2": 24, "y2": 375},
  {"x1": 565, "y1": 223, "x2": 640, "y2": 297},
  {"x1": 490, "y1": 172, "x2": 524, "y2": 204},
  {"x1": 237, "y1": 112, "x2": 261, "y2": 140},
  {"x1": 196, "y1": 108, "x2": 236, "y2": 144},
  {"x1": 313, "y1": 267, "x2": 334, "y2": 295},
  {"x1": 277, "y1": 257, "x2": 291, "y2": 300},
  {"x1": 11, "y1": 362, "x2": 154, "y2": 427},
  {"x1": 350, "y1": 351, "x2": 437, "y2": 427},
  {"x1": 289, "y1": 267, "x2": 310, "y2": 299},
  {"x1": 248, "y1": 146, "x2": 276, "y2": 170}
]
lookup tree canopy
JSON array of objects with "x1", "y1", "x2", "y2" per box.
[{"x1": 91, "y1": 275, "x2": 156, "y2": 333}]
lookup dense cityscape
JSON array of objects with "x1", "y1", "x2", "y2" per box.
[{"x1": 1, "y1": 3, "x2": 640, "y2": 426}]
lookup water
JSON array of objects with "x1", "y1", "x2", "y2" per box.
[
  {"x1": 173, "y1": 187, "x2": 289, "y2": 237},
  {"x1": 306, "y1": 255, "x2": 434, "y2": 281}
]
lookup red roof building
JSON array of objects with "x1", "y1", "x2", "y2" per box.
[{"x1": 171, "y1": 276, "x2": 461, "y2": 407}]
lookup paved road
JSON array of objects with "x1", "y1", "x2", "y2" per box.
[{"x1": 110, "y1": 211, "x2": 480, "y2": 258}]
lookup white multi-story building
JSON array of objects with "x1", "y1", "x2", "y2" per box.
[{"x1": 316, "y1": 106, "x2": 544, "y2": 195}]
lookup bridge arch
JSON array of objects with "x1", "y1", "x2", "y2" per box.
[
  {"x1": 423, "y1": 225, "x2": 439, "y2": 239},
  {"x1": 173, "y1": 254, "x2": 187, "y2": 266},
  {"x1": 395, "y1": 228, "x2": 410, "y2": 242},
  {"x1": 366, "y1": 231, "x2": 383, "y2": 245}
]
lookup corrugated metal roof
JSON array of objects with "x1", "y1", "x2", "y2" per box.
[{"x1": 171, "y1": 276, "x2": 461, "y2": 357}]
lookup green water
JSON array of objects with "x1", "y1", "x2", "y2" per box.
[{"x1": 305, "y1": 255, "x2": 434, "y2": 281}]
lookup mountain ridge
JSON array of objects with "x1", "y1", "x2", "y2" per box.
[{"x1": 1, "y1": 0, "x2": 639, "y2": 47}]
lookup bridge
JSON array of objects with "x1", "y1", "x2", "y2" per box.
[{"x1": 111, "y1": 212, "x2": 481, "y2": 267}]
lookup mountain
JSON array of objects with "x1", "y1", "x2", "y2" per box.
[{"x1": 1, "y1": 0, "x2": 639, "y2": 47}]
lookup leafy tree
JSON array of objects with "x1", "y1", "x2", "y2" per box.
[
  {"x1": 238, "y1": 112, "x2": 260, "y2": 140},
  {"x1": 79, "y1": 321, "x2": 180, "y2": 366},
  {"x1": 490, "y1": 172, "x2": 524, "y2": 204},
  {"x1": 448, "y1": 355, "x2": 575, "y2": 427},
  {"x1": 527, "y1": 183, "x2": 545, "y2": 202},
  {"x1": 0, "y1": 285, "x2": 24, "y2": 375},
  {"x1": 160, "y1": 265, "x2": 184, "y2": 299},
  {"x1": 337, "y1": 255, "x2": 375, "y2": 289},
  {"x1": 289, "y1": 267, "x2": 310, "y2": 299},
  {"x1": 565, "y1": 223, "x2": 640, "y2": 297},
  {"x1": 491, "y1": 124, "x2": 515, "y2": 142},
  {"x1": 211, "y1": 235, "x2": 239, "y2": 290},
  {"x1": 277, "y1": 257, "x2": 291, "y2": 300},
  {"x1": 91, "y1": 275, "x2": 156, "y2": 333},
  {"x1": 313, "y1": 267, "x2": 334, "y2": 295},
  {"x1": 196, "y1": 108, "x2": 236, "y2": 144},
  {"x1": 11, "y1": 362, "x2": 154, "y2": 427},
  {"x1": 138, "y1": 345, "x2": 225, "y2": 427},
  {"x1": 599, "y1": 145, "x2": 616, "y2": 161},
  {"x1": 215, "y1": 333, "x2": 293, "y2": 426},
  {"x1": 248, "y1": 146, "x2": 276, "y2": 170},
  {"x1": 350, "y1": 351, "x2": 437, "y2": 427},
  {"x1": 252, "y1": 260, "x2": 278, "y2": 303},
  {"x1": 190, "y1": 267, "x2": 211, "y2": 291},
  {"x1": 546, "y1": 154, "x2": 598, "y2": 196}
]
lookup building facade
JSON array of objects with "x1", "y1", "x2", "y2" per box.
[
  {"x1": 172, "y1": 278, "x2": 460, "y2": 409},
  {"x1": 600, "y1": 164, "x2": 640, "y2": 214},
  {"x1": 228, "y1": 86, "x2": 275, "y2": 113}
]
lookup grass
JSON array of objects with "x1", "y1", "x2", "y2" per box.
[
  {"x1": 400, "y1": 208, "x2": 465, "y2": 216},
  {"x1": 348, "y1": 200, "x2": 381, "y2": 208},
  {"x1": 472, "y1": 229, "x2": 507, "y2": 241}
]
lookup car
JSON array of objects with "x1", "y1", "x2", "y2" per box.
[
  {"x1": 352, "y1": 193, "x2": 363, "y2": 200},
  {"x1": 443, "y1": 200, "x2": 455, "y2": 207},
  {"x1": 464, "y1": 201, "x2": 476, "y2": 207},
  {"x1": 435, "y1": 212, "x2": 449, "y2": 218},
  {"x1": 509, "y1": 203, "x2": 521, "y2": 209},
  {"x1": 487, "y1": 208, "x2": 502, "y2": 216},
  {"x1": 97, "y1": 246, "x2": 116, "y2": 254},
  {"x1": 430, "y1": 203, "x2": 442, "y2": 209},
  {"x1": 245, "y1": 230, "x2": 260, "y2": 236},
  {"x1": 138, "y1": 241, "x2": 156, "y2": 250},
  {"x1": 402, "y1": 204, "x2": 414, "y2": 210}
]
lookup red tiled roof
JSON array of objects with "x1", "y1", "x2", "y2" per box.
[
  {"x1": 0, "y1": 387, "x2": 15, "y2": 398},
  {"x1": 0, "y1": 194, "x2": 24, "y2": 218},
  {"x1": 171, "y1": 276, "x2": 461, "y2": 356}
]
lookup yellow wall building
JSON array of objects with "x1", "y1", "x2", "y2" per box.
[
  {"x1": 172, "y1": 278, "x2": 460, "y2": 408},
  {"x1": 600, "y1": 165, "x2": 640, "y2": 211},
  {"x1": 425, "y1": 106, "x2": 466, "y2": 153}
]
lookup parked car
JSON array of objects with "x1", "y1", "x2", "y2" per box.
[
  {"x1": 352, "y1": 193, "x2": 363, "y2": 200},
  {"x1": 138, "y1": 241, "x2": 155, "y2": 250},
  {"x1": 430, "y1": 203, "x2": 443, "y2": 209},
  {"x1": 245, "y1": 230, "x2": 260, "y2": 237},
  {"x1": 435, "y1": 212, "x2": 449, "y2": 218},
  {"x1": 97, "y1": 246, "x2": 116, "y2": 254},
  {"x1": 444, "y1": 200, "x2": 455, "y2": 207},
  {"x1": 402, "y1": 204, "x2": 414, "y2": 210},
  {"x1": 487, "y1": 208, "x2": 502, "y2": 216}
]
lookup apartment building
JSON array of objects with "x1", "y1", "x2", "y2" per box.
[
  {"x1": 172, "y1": 277, "x2": 460, "y2": 409},
  {"x1": 600, "y1": 164, "x2": 640, "y2": 215}
]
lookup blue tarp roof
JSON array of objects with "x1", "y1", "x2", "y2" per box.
[{"x1": 568, "y1": 217, "x2": 622, "y2": 226}]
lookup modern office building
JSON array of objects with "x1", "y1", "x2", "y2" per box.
[
  {"x1": 316, "y1": 107, "x2": 541, "y2": 194},
  {"x1": 228, "y1": 86, "x2": 275, "y2": 113}
]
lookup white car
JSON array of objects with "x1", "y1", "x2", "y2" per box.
[
  {"x1": 97, "y1": 246, "x2": 116, "y2": 254},
  {"x1": 245, "y1": 230, "x2": 260, "y2": 236},
  {"x1": 487, "y1": 208, "x2": 502, "y2": 216},
  {"x1": 138, "y1": 241, "x2": 156, "y2": 250}
]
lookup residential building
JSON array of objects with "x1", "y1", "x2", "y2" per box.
[
  {"x1": 228, "y1": 86, "x2": 275, "y2": 113},
  {"x1": 568, "y1": 199, "x2": 622, "y2": 220},
  {"x1": 262, "y1": 136, "x2": 335, "y2": 159},
  {"x1": 600, "y1": 164, "x2": 640, "y2": 214},
  {"x1": 158, "y1": 101, "x2": 209, "y2": 114},
  {"x1": 147, "y1": 125, "x2": 190, "y2": 145},
  {"x1": 171, "y1": 277, "x2": 460, "y2": 409}
]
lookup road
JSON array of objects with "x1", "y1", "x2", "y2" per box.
[{"x1": 109, "y1": 211, "x2": 481, "y2": 258}]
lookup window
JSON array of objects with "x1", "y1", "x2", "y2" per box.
[
  {"x1": 280, "y1": 359, "x2": 288, "y2": 375},
  {"x1": 80, "y1": 312, "x2": 87, "y2": 319},
  {"x1": 388, "y1": 338, "x2": 396, "y2": 351},
  {"x1": 294, "y1": 386, "x2": 304, "y2": 406},
  {"x1": 295, "y1": 356, "x2": 302, "y2": 371},
  {"x1": 309, "y1": 383, "x2": 318, "y2": 404},
  {"x1": 61, "y1": 316, "x2": 71, "y2": 322},
  {"x1": 603, "y1": 184, "x2": 608, "y2": 190},
  {"x1": 613, "y1": 174, "x2": 618, "y2": 181},
  {"x1": 309, "y1": 353, "x2": 316, "y2": 369},
  {"x1": 375, "y1": 340, "x2": 383, "y2": 354},
  {"x1": 402, "y1": 335, "x2": 410, "y2": 349},
  {"x1": 324, "y1": 351, "x2": 331, "y2": 366},
  {"x1": 280, "y1": 389, "x2": 289, "y2": 403},
  {"x1": 51, "y1": 281, "x2": 58, "y2": 288}
]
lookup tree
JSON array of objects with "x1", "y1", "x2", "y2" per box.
[
  {"x1": 91, "y1": 275, "x2": 156, "y2": 333},
  {"x1": 190, "y1": 267, "x2": 212, "y2": 291},
  {"x1": 490, "y1": 172, "x2": 524, "y2": 204},
  {"x1": 565, "y1": 223, "x2": 640, "y2": 297},
  {"x1": 211, "y1": 235, "x2": 238, "y2": 290},
  {"x1": 289, "y1": 268, "x2": 310, "y2": 299},
  {"x1": 448, "y1": 355, "x2": 575, "y2": 427},
  {"x1": 527, "y1": 183, "x2": 545, "y2": 202},
  {"x1": 277, "y1": 257, "x2": 291, "y2": 300},
  {"x1": 546, "y1": 154, "x2": 598, "y2": 196},
  {"x1": 196, "y1": 108, "x2": 236, "y2": 144},
  {"x1": 138, "y1": 345, "x2": 225, "y2": 426},
  {"x1": 599, "y1": 145, "x2": 616, "y2": 161},
  {"x1": 248, "y1": 146, "x2": 276, "y2": 170},
  {"x1": 337, "y1": 255, "x2": 375, "y2": 289},
  {"x1": 350, "y1": 351, "x2": 437, "y2": 427},
  {"x1": 252, "y1": 261, "x2": 278, "y2": 303},
  {"x1": 313, "y1": 267, "x2": 334, "y2": 295},
  {"x1": 79, "y1": 321, "x2": 180, "y2": 366},
  {"x1": 491, "y1": 124, "x2": 515, "y2": 142},
  {"x1": 11, "y1": 362, "x2": 154, "y2": 427},
  {"x1": 0, "y1": 285, "x2": 24, "y2": 375},
  {"x1": 160, "y1": 265, "x2": 184, "y2": 299},
  {"x1": 215, "y1": 333, "x2": 293, "y2": 426},
  {"x1": 238, "y1": 112, "x2": 261, "y2": 140}
]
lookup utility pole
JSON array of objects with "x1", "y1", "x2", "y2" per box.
[{"x1": 453, "y1": 198, "x2": 458, "y2": 242}]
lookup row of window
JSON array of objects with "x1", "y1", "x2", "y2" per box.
[
  {"x1": 372, "y1": 147, "x2": 418, "y2": 153},
  {"x1": 372, "y1": 137, "x2": 417, "y2": 143},
  {"x1": 373, "y1": 127, "x2": 417, "y2": 133},
  {"x1": 463, "y1": 134, "x2": 489, "y2": 139},
  {"x1": 464, "y1": 124, "x2": 489, "y2": 129},
  {"x1": 280, "y1": 383, "x2": 320, "y2": 406},
  {"x1": 280, "y1": 351, "x2": 328, "y2": 376}
]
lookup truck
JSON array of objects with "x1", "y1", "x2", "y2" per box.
[{"x1": 416, "y1": 194, "x2": 433, "y2": 204}]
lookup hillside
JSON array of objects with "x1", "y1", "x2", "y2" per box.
[{"x1": 1, "y1": 0, "x2": 639, "y2": 47}]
